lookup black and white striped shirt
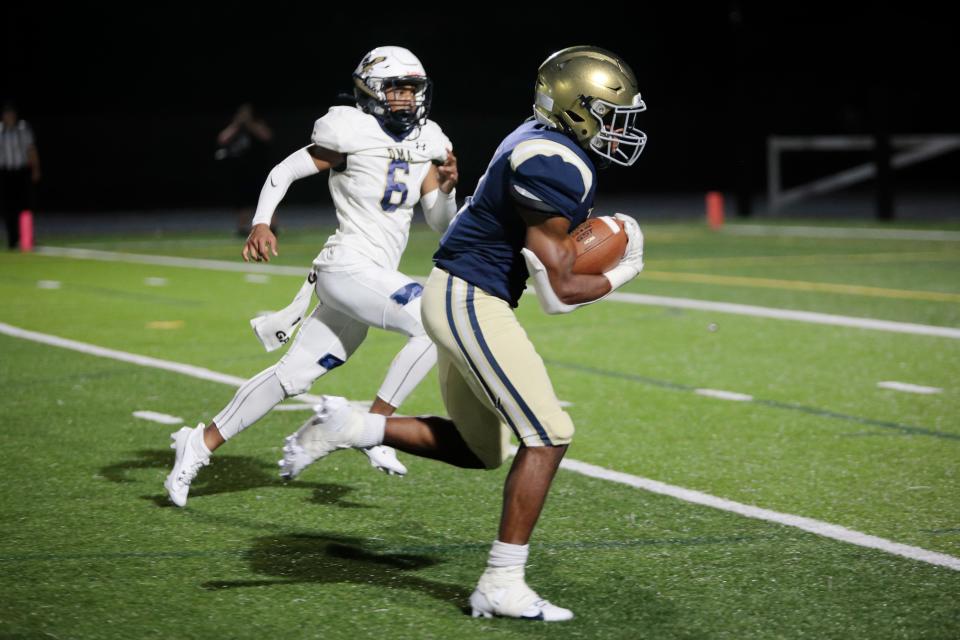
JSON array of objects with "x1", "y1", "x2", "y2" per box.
[{"x1": 0, "y1": 121, "x2": 35, "y2": 170}]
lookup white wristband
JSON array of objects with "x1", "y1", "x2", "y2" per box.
[
  {"x1": 251, "y1": 147, "x2": 320, "y2": 227},
  {"x1": 603, "y1": 263, "x2": 640, "y2": 292}
]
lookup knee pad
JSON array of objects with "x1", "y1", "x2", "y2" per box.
[
  {"x1": 275, "y1": 347, "x2": 347, "y2": 396},
  {"x1": 514, "y1": 410, "x2": 575, "y2": 448},
  {"x1": 275, "y1": 302, "x2": 368, "y2": 395},
  {"x1": 549, "y1": 410, "x2": 575, "y2": 444}
]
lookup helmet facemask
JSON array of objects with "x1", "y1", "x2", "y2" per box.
[
  {"x1": 532, "y1": 46, "x2": 648, "y2": 168},
  {"x1": 354, "y1": 73, "x2": 433, "y2": 137},
  {"x1": 586, "y1": 95, "x2": 647, "y2": 167}
]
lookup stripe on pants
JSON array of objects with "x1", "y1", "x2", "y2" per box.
[
  {"x1": 445, "y1": 274, "x2": 544, "y2": 445},
  {"x1": 444, "y1": 275, "x2": 525, "y2": 441},
  {"x1": 465, "y1": 284, "x2": 552, "y2": 445}
]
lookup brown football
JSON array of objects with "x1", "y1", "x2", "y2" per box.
[{"x1": 571, "y1": 216, "x2": 627, "y2": 274}]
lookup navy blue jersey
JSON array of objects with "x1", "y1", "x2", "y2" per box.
[{"x1": 434, "y1": 120, "x2": 597, "y2": 306}]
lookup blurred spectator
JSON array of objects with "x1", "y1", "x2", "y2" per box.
[
  {"x1": 215, "y1": 103, "x2": 274, "y2": 235},
  {"x1": 0, "y1": 101, "x2": 41, "y2": 249}
]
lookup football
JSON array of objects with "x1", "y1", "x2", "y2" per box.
[{"x1": 571, "y1": 216, "x2": 627, "y2": 274}]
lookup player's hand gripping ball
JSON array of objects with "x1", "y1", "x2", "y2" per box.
[{"x1": 571, "y1": 216, "x2": 627, "y2": 274}]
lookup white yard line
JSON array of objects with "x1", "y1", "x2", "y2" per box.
[
  {"x1": 36, "y1": 246, "x2": 309, "y2": 276},
  {"x1": 3, "y1": 320, "x2": 958, "y2": 572},
  {"x1": 694, "y1": 388, "x2": 754, "y2": 402},
  {"x1": 606, "y1": 292, "x2": 960, "y2": 339},
  {"x1": 559, "y1": 457, "x2": 960, "y2": 572},
  {"x1": 133, "y1": 410, "x2": 183, "y2": 424},
  {"x1": 724, "y1": 225, "x2": 960, "y2": 242},
  {"x1": 36, "y1": 245, "x2": 960, "y2": 340},
  {"x1": 877, "y1": 381, "x2": 943, "y2": 395},
  {"x1": 0, "y1": 322, "x2": 325, "y2": 406}
]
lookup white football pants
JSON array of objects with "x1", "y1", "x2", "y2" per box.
[{"x1": 213, "y1": 256, "x2": 436, "y2": 440}]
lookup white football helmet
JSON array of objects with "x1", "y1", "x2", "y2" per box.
[{"x1": 353, "y1": 46, "x2": 432, "y2": 137}]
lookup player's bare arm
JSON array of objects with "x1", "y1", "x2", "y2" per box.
[
  {"x1": 243, "y1": 144, "x2": 344, "y2": 262},
  {"x1": 521, "y1": 208, "x2": 612, "y2": 304}
]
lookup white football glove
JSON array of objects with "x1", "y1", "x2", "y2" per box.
[
  {"x1": 614, "y1": 213, "x2": 644, "y2": 269},
  {"x1": 604, "y1": 213, "x2": 644, "y2": 291}
]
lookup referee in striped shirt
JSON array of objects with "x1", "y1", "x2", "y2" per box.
[{"x1": 1, "y1": 102, "x2": 41, "y2": 249}]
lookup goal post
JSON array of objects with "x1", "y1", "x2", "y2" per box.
[{"x1": 766, "y1": 134, "x2": 960, "y2": 216}]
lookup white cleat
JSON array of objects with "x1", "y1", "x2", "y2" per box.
[
  {"x1": 361, "y1": 445, "x2": 407, "y2": 476},
  {"x1": 278, "y1": 396, "x2": 365, "y2": 479},
  {"x1": 164, "y1": 424, "x2": 210, "y2": 507},
  {"x1": 278, "y1": 433, "x2": 314, "y2": 480},
  {"x1": 469, "y1": 570, "x2": 573, "y2": 622}
]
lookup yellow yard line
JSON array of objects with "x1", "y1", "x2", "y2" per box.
[
  {"x1": 651, "y1": 251, "x2": 960, "y2": 269},
  {"x1": 642, "y1": 271, "x2": 960, "y2": 302}
]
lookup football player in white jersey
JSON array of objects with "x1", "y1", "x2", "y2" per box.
[{"x1": 164, "y1": 46, "x2": 459, "y2": 507}]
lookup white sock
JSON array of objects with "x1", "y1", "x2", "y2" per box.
[
  {"x1": 189, "y1": 424, "x2": 212, "y2": 457},
  {"x1": 356, "y1": 413, "x2": 386, "y2": 448},
  {"x1": 487, "y1": 539, "x2": 529, "y2": 569}
]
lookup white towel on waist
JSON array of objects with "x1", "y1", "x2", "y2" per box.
[{"x1": 249, "y1": 270, "x2": 316, "y2": 352}]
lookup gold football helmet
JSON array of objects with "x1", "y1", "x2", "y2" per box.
[{"x1": 533, "y1": 46, "x2": 647, "y2": 167}]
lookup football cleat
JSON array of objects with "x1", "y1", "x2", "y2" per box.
[
  {"x1": 361, "y1": 445, "x2": 407, "y2": 477},
  {"x1": 164, "y1": 424, "x2": 210, "y2": 507},
  {"x1": 277, "y1": 433, "x2": 314, "y2": 480},
  {"x1": 469, "y1": 569, "x2": 573, "y2": 622},
  {"x1": 278, "y1": 396, "x2": 365, "y2": 479}
]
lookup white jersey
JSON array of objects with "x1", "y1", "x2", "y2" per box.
[{"x1": 310, "y1": 106, "x2": 452, "y2": 271}]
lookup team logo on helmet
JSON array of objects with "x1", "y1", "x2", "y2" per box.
[{"x1": 353, "y1": 46, "x2": 433, "y2": 138}]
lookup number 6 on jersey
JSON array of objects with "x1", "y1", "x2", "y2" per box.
[{"x1": 381, "y1": 159, "x2": 410, "y2": 211}]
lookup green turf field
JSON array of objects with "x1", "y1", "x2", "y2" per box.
[{"x1": 2, "y1": 220, "x2": 958, "y2": 639}]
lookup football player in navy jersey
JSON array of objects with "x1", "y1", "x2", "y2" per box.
[{"x1": 290, "y1": 46, "x2": 646, "y2": 620}]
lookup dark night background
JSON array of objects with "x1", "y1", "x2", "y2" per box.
[{"x1": 3, "y1": 3, "x2": 958, "y2": 217}]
